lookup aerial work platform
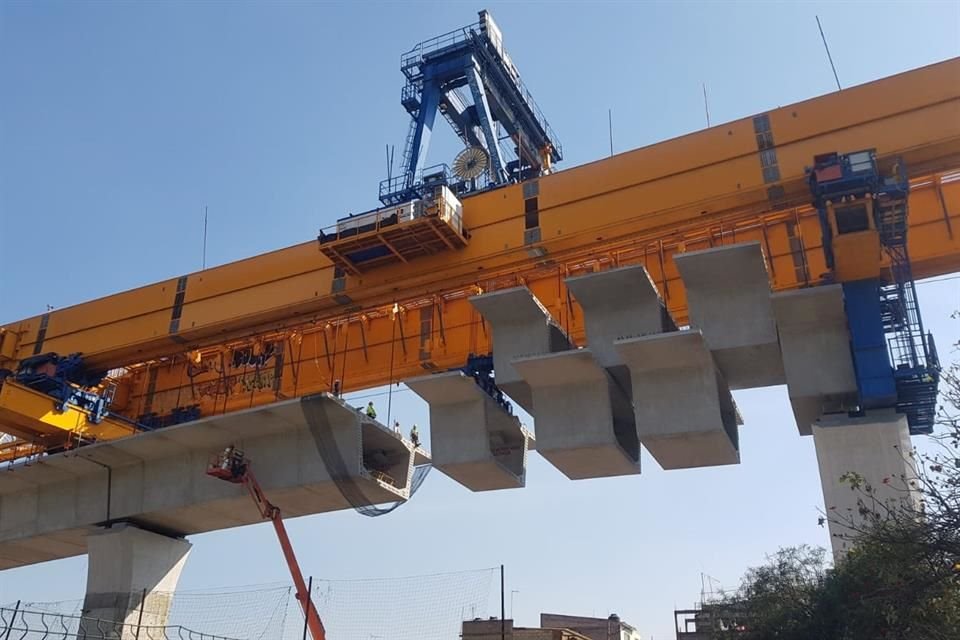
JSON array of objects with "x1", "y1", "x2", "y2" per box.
[
  {"x1": 0, "y1": 394, "x2": 416, "y2": 569},
  {"x1": 406, "y1": 370, "x2": 533, "y2": 491},
  {"x1": 469, "y1": 287, "x2": 571, "y2": 413},
  {"x1": 319, "y1": 186, "x2": 467, "y2": 275},
  {"x1": 616, "y1": 331, "x2": 740, "y2": 470},
  {"x1": 772, "y1": 286, "x2": 860, "y2": 435},
  {"x1": 511, "y1": 349, "x2": 640, "y2": 479},
  {"x1": 675, "y1": 242, "x2": 785, "y2": 389}
]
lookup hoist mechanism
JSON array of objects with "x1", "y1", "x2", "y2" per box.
[
  {"x1": 808, "y1": 149, "x2": 940, "y2": 434},
  {"x1": 379, "y1": 10, "x2": 562, "y2": 206},
  {"x1": 0, "y1": 352, "x2": 137, "y2": 453}
]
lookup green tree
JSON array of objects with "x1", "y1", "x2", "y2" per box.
[
  {"x1": 715, "y1": 541, "x2": 960, "y2": 640},
  {"x1": 712, "y1": 320, "x2": 960, "y2": 639},
  {"x1": 829, "y1": 314, "x2": 959, "y2": 571}
]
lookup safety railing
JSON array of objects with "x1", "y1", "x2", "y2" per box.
[
  {"x1": 318, "y1": 207, "x2": 409, "y2": 245},
  {"x1": 400, "y1": 19, "x2": 483, "y2": 78},
  {"x1": 399, "y1": 20, "x2": 562, "y2": 163},
  {"x1": 477, "y1": 41, "x2": 563, "y2": 161},
  {"x1": 0, "y1": 604, "x2": 242, "y2": 640},
  {"x1": 377, "y1": 164, "x2": 452, "y2": 207}
]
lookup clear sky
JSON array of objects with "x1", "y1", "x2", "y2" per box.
[{"x1": 1, "y1": 1, "x2": 958, "y2": 637}]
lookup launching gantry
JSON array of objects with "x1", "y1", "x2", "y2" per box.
[{"x1": 0, "y1": 12, "x2": 957, "y2": 625}]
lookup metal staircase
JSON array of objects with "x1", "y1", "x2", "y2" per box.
[{"x1": 876, "y1": 193, "x2": 940, "y2": 434}]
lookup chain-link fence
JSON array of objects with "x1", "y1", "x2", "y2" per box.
[
  {"x1": 4, "y1": 567, "x2": 497, "y2": 640},
  {"x1": 0, "y1": 603, "x2": 241, "y2": 640}
]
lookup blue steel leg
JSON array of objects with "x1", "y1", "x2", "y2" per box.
[
  {"x1": 404, "y1": 81, "x2": 442, "y2": 188},
  {"x1": 843, "y1": 279, "x2": 896, "y2": 410},
  {"x1": 466, "y1": 62, "x2": 508, "y2": 183}
]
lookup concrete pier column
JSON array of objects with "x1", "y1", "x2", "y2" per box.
[
  {"x1": 469, "y1": 287, "x2": 571, "y2": 413},
  {"x1": 81, "y1": 524, "x2": 191, "y2": 629},
  {"x1": 813, "y1": 412, "x2": 918, "y2": 557}
]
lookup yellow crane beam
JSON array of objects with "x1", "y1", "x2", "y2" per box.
[{"x1": 0, "y1": 57, "x2": 958, "y2": 456}]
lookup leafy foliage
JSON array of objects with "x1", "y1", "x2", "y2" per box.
[{"x1": 712, "y1": 319, "x2": 960, "y2": 639}]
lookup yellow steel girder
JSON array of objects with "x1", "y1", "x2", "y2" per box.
[
  {"x1": 0, "y1": 58, "x2": 958, "y2": 452},
  {"x1": 1, "y1": 57, "x2": 957, "y2": 374}
]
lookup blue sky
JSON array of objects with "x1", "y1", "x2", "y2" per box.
[{"x1": 1, "y1": 1, "x2": 958, "y2": 637}]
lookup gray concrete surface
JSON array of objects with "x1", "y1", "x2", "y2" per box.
[
  {"x1": 512, "y1": 349, "x2": 640, "y2": 479},
  {"x1": 616, "y1": 331, "x2": 740, "y2": 469},
  {"x1": 406, "y1": 370, "x2": 534, "y2": 491},
  {"x1": 564, "y1": 265, "x2": 671, "y2": 369},
  {"x1": 0, "y1": 394, "x2": 414, "y2": 569},
  {"x1": 81, "y1": 524, "x2": 191, "y2": 629},
  {"x1": 813, "y1": 412, "x2": 917, "y2": 557},
  {"x1": 469, "y1": 287, "x2": 571, "y2": 413},
  {"x1": 772, "y1": 286, "x2": 859, "y2": 435},
  {"x1": 675, "y1": 242, "x2": 785, "y2": 389}
]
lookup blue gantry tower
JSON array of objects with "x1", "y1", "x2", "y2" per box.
[
  {"x1": 809, "y1": 150, "x2": 940, "y2": 434},
  {"x1": 379, "y1": 10, "x2": 563, "y2": 205}
]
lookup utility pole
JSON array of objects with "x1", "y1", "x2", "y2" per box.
[
  {"x1": 608, "y1": 109, "x2": 614, "y2": 156},
  {"x1": 500, "y1": 564, "x2": 506, "y2": 640}
]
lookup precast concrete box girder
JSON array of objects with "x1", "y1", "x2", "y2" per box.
[
  {"x1": 511, "y1": 349, "x2": 640, "y2": 480},
  {"x1": 674, "y1": 242, "x2": 785, "y2": 389},
  {"x1": 564, "y1": 264, "x2": 673, "y2": 369},
  {"x1": 469, "y1": 287, "x2": 572, "y2": 413},
  {"x1": 406, "y1": 370, "x2": 534, "y2": 491},
  {"x1": 616, "y1": 330, "x2": 740, "y2": 470},
  {"x1": 772, "y1": 286, "x2": 860, "y2": 435},
  {"x1": 0, "y1": 394, "x2": 416, "y2": 569}
]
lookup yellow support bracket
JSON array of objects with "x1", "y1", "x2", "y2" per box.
[{"x1": 0, "y1": 380, "x2": 137, "y2": 446}]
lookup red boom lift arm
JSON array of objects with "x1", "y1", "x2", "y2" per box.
[{"x1": 207, "y1": 447, "x2": 327, "y2": 640}]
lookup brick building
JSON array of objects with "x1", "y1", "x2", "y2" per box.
[
  {"x1": 462, "y1": 618, "x2": 592, "y2": 640},
  {"x1": 540, "y1": 613, "x2": 641, "y2": 640},
  {"x1": 462, "y1": 613, "x2": 640, "y2": 640}
]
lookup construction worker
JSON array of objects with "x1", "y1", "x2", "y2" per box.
[
  {"x1": 393, "y1": 420, "x2": 401, "y2": 434},
  {"x1": 221, "y1": 445, "x2": 234, "y2": 471},
  {"x1": 365, "y1": 401, "x2": 377, "y2": 419},
  {"x1": 230, "y1": 448, "x2": 246, "y2": 478},
  {"x1": 410, "y1": 424, "x2": 420, "y2": 447}
]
